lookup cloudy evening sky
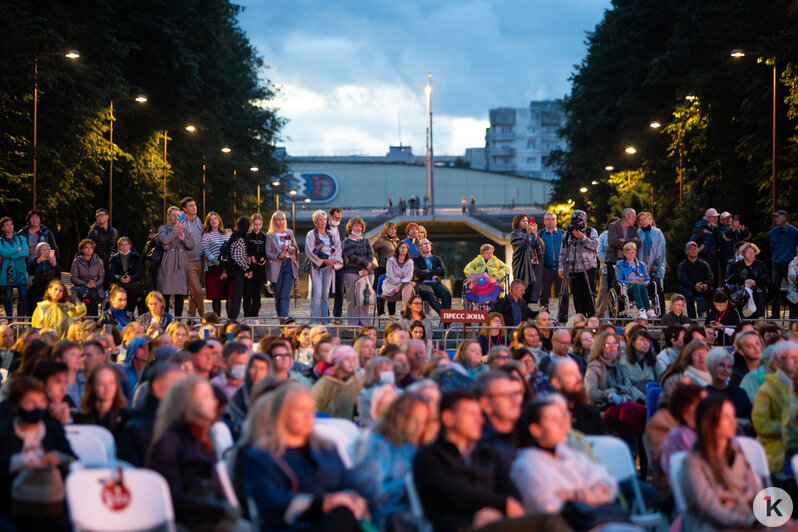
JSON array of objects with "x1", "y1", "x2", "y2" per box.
[{"x1": 236, "y1": 1, "x2": 612, "y2": 156}]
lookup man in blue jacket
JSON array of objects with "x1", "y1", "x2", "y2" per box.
[
  {"x1": 539, "y1": 211, "x2": 565, "y2": 310},
  {"x1": 770, "y1": 210, "x2": 798, "y2": 318}
]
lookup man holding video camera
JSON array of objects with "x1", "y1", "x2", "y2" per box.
[{"x1": 557, "y1": 210, "x2": 599, "y2": 321}]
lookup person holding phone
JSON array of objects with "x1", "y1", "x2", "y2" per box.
[
  {"x1": 244, "y1": 213, "x2": 269, "y2": 317},
  {"x1": 26, "y1": 242, "x2": 59, "y2": 308},
  {"x1": 157, "y1": 206, "x2": 193, "y2": 317},
  {"x1": 265, "y1": 211, "x2": 298, "y2": 318}
]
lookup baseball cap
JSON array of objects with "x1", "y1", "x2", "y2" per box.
[
  {"x1": 719, "y1": 211, "x2": 732, "y2": 220},
  {"x1": 684, "y1": 241, "x2": 698, "y2": 250},
  {"x1": 704, "y1": 208, "x2": 719, "y2": 217},
  {"x1": 773, "y1": 210, "x2": 788, "y2": 217}
]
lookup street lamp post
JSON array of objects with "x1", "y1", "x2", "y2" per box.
[
  {"x1": 109, "y1": 95, "x2": 147, "y2": 222},
  {"x1": 160, "y1": 124, "x2": 197, "y2": 221},
  {"x1": 271, "y1": 180, "x2": 281, "y2": 211},
  {"x1": 289, "y1": 190, "x2": 298, "y2": 235},
  {"x1": 424, "y1": 73, "x2": 435, "y2": 216},
  {"x1": 33, "y1": 50, "x2": 80, "y2": 209},
  {"x1": 731, "y1": 49, "x2": 777, "y2": 213}
]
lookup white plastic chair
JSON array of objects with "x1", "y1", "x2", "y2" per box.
[
  {"x1": 66, "y1": 468, "x2": 176, "y2": 532},
  {"x1": 66, "y1": 430, "x2": 112, "y2": 464},
  {"x1": 313, "y1": 417, "x2": 360, "y2": 468},
  {"x1": 66, "y1": 424, "x2": 117, "y2": 460},
  {"x1": 586, "y1": 435, "x2": 666, "y2": 529},
  {"x1": 668, "y1": 451, "x2": 688, "y2": 517},
  {"x1": 735, "y1": 435, "x2": 771, "y2": 487},
  {"x1": 209, "y1": 420, "x2": 235, "y2": 461}
]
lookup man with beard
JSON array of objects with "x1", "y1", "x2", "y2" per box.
[
  {"x1": 549, "y1": 357, "x2": 607, "y2": 435},
  {"x1": 474, "y1": 371, "x2": 524, "y2": 454}
]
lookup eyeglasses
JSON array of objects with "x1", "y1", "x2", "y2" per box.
[
  {"x1": 411, "y1": 301, "x2": 423, "y2": 305},
  {"x1": 604, "y1": 343, "x2": 618, "y2": 348},
  {"x1": 271, "y1": 352, "x2": 292, "y2": 358},
  {"x1": 420, "y1": 243, "x2": 431, "y2": 247}
]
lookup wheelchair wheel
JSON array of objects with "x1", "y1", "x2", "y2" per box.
[{"x1": 608, "y1": 289, "x2": 619, "y2": 320}]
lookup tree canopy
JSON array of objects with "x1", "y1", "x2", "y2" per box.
[
  {"x1": 0, "y1": 0, "x2": 284, "y2": 257},
  {"x1": 551, "y1": 0, "x2": 798, "y2": 288}
]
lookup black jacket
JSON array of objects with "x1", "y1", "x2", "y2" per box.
[
  {"x1": 571, "y1": 403, "x2": 608, "y2": 435},
  {"x1": 118, "y1": 393, "x2": 159, "y2": 467},
  {"x1": 492, "y1": 295, "x2": 533, "y2": 327},
  {"x1": 413, "y1": 437, "x2": 518, "y2": 532},
  {"x1": 87, "y1": 222, "x2": 119, "y2": 267},
  {"x1": 245, "y1": 230, "x2": 268, "y2": 282},
  {"x1": 73, "y1": 408, "x2": 130, "y2": 445},
  {"x1": 726, "y1": 259, "x2": 769, "y2": 290},
  {"x1": 413, "y1": 254, "x2": 446, "y2": 282},
  {"x1": 676, "y1": 257, "x2": 713, "y2": 288},
  {"x1": 146, "y1": 422, "x2": 228, "y2": 525},
  {"x1": 108, "y1": 249, "x2": 143, "y2": 288}
]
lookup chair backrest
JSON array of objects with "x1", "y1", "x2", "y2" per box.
[
  {"x1": 376, "y1": 274, "x2": 387, "y2": 297},
  {"x1": 66, "y1": 424, "x2": 117, "y2": 460},
  {"x1": 313, "y1": 417, "x2": 360, "y2": 468},
  {"x1": 735, "y1": 435, "x2": 771, "y2": 486},
  {"x1": 215, "y1": 460, "x2": 240, "y2": 508},
  {"x1": 66, "y1": 468, "x2": 175, "y2": 532},
  {"x1": 645, "y1": 385, "x2": 662, "y2": 420},
  {"x1": 669, "y1": 451, "x2": 688, "y2": 515},
  {"x1": 585, "y1": 435, "x2": 636, "y2": 482},
  {"x1": 66, "y1": 429, "x2": 111, "y2": 464},
  {"x1": 209, "y1": 421, "x2": 234, "y2": 462}
]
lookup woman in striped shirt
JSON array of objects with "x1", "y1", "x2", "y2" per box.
[{"x1": 201, "y1": 211, "x2": 231, "y2": 317}]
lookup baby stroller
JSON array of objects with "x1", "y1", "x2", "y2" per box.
[{"x1": 463, "y1": 273, "x2": 508, "y2": 311}]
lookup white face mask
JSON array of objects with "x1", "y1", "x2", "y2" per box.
[
  {"x1": 329, "y1": 220, "x2": 340, "y2": 227},
  {"x1": 378, "y1": 371, "x2": 395, "y2": 385},
  {"x1": 230, "y1": 364, "x2": 247, "y2": 381},
  {"x1": 351, "y1": 230, "x2": 362, "y2": 237}
]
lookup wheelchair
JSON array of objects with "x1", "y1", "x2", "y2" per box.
[
  {"x1": 462, "y1": 273, "x2": 509, "y2": 311},
  {"x1": 607, "y1": 266, "x2": 662, "y2": 320}
]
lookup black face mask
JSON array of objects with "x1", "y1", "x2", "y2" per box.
[
  {"x1": 641, "y1": 225, "x2": 652, "y2": 232},
  {"x1": 17, "y1": 406, "x2": 46, "y2": 424}
]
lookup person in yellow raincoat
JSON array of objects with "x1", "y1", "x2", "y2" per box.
[
  {"x1": 464, "y1": 244, "x2": 511, "y2": 282},
  {"x1": 31, "y1": 279, "x2": 87, "y2": 338}
]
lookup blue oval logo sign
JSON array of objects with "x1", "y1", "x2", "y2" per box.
[{"x1": 280, "y1": 172, "x2": 338, "y2": 203}]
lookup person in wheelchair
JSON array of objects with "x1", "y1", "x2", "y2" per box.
[
  {"x1": 616, "y1": 242, "x2": 656, "y2": 319},
  {"x1": 463, "y1": 244, "x2": 510, "y2": 283},
  {"x1": 725, "y1": 242, "x2": 769, "y2": 319}
]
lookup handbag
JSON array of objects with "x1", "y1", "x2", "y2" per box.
[
  {"x1": 354, "y1": 275, "x2": 376, "y2": 307},
  {"x1": 12, "y1": 465, "x2": 65, "y2": 517}
]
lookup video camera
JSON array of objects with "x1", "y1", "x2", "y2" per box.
[{"x1": 565, "y1": 210, "x2": 587, "y2": 241}]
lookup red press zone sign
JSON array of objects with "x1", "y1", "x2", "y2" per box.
[{"x1": 440, "y1": 309, "x2": 489, "y2": 323}]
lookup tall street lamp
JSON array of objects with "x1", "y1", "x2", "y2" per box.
[
  {"x1": 221, "y1": 147, "x2": 259, "y2": 216},
  {"x1": 289, "y1": 190, "x2": 298, "y2": 235},
  {"x1": 731, "y1": 49, "x2": 777, "y2": 214},
  {"x1": 33, "y1": 50, "x2": 80, "y2": 209},
  {"x1": 109, "y1": 94, "x2": 147, "y2": 222},
  {"x1": 160, "y1": 124, "x2": 197, "y2": 220},
  {"x1": 271, "y1": 180, "x2": 282, "y2": 210},
  {"x1": 424, "y1": 73, "x2": 435, "y2": 216}
]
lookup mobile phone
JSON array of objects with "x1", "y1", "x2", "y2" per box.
[
  {"x1": 202, "y1": 328, "x2": 210, "y2": 340},
  {"x1": 49, "y1": 250, "x2": 56, "y2": 259},
  {"x1": 733, "y1": 214, "x2": 740, "y2": 222},
  {"x1": 178, "y1": 213, "x2": 186, "y2": 224},
  {"x1": 226, "y1": 332, "x2": 234, "y2": 342}
]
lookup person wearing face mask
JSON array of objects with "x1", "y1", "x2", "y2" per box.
[
  {"x1": 0, "y1": 377, "x2": 74, "y2": 528},
  {"x1": 210, "y1": 342, "x2": 250, "y2": 400},
  {"x1": 147, "y1": 376, "x2": 241, "y2": 529},
  {"x1": 108, "y1": 236, "x2": 144, "y2": 314},
  {"x1": 312, "y1": 345, "x2": 361, "y2": 420}
]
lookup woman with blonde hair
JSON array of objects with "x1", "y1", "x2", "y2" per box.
[
  {"x1": 305, "y1": 209, "x2": 342, "y2": 322},
  {"x1": 138, "y1": 290, "x2": 174, "y2": 336},
  {"x1": 165, "y1": 320, "x2": 189, "y2": 349},
  {"x1": 265, "y1": 211, "x2": 298, "y2": 318},
  {"x1": 243, "y1": 382, "x2": 366, "y2": 532},
  {"x1": 477, "y1": 312, "x2": 508, "y2": 355},
  {"x1": 353, "y1": 392, "x2": 436, "y2": 529},
  {"x1": 659, "y1": 340, "x2": 712, "y2": 389},
  {"x1": 454, "y1": 339, "x2": 487, "y2": 379},
  {"x1": 31, "y1": 279, "x2": 86, "y2": 338},
  {"x1": 201, "y1": 211, "x2": 231, "y2": 316},
  {"x1": 157, "y1": 206, "x2": 192, "y2": 317},
  {"x1": 147, "y1": 375, "x2": 237, "y2": 529}
]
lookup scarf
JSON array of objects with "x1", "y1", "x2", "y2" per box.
[{"x1": 686, "y1": 365, "x2": 712, "y2": 386}]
